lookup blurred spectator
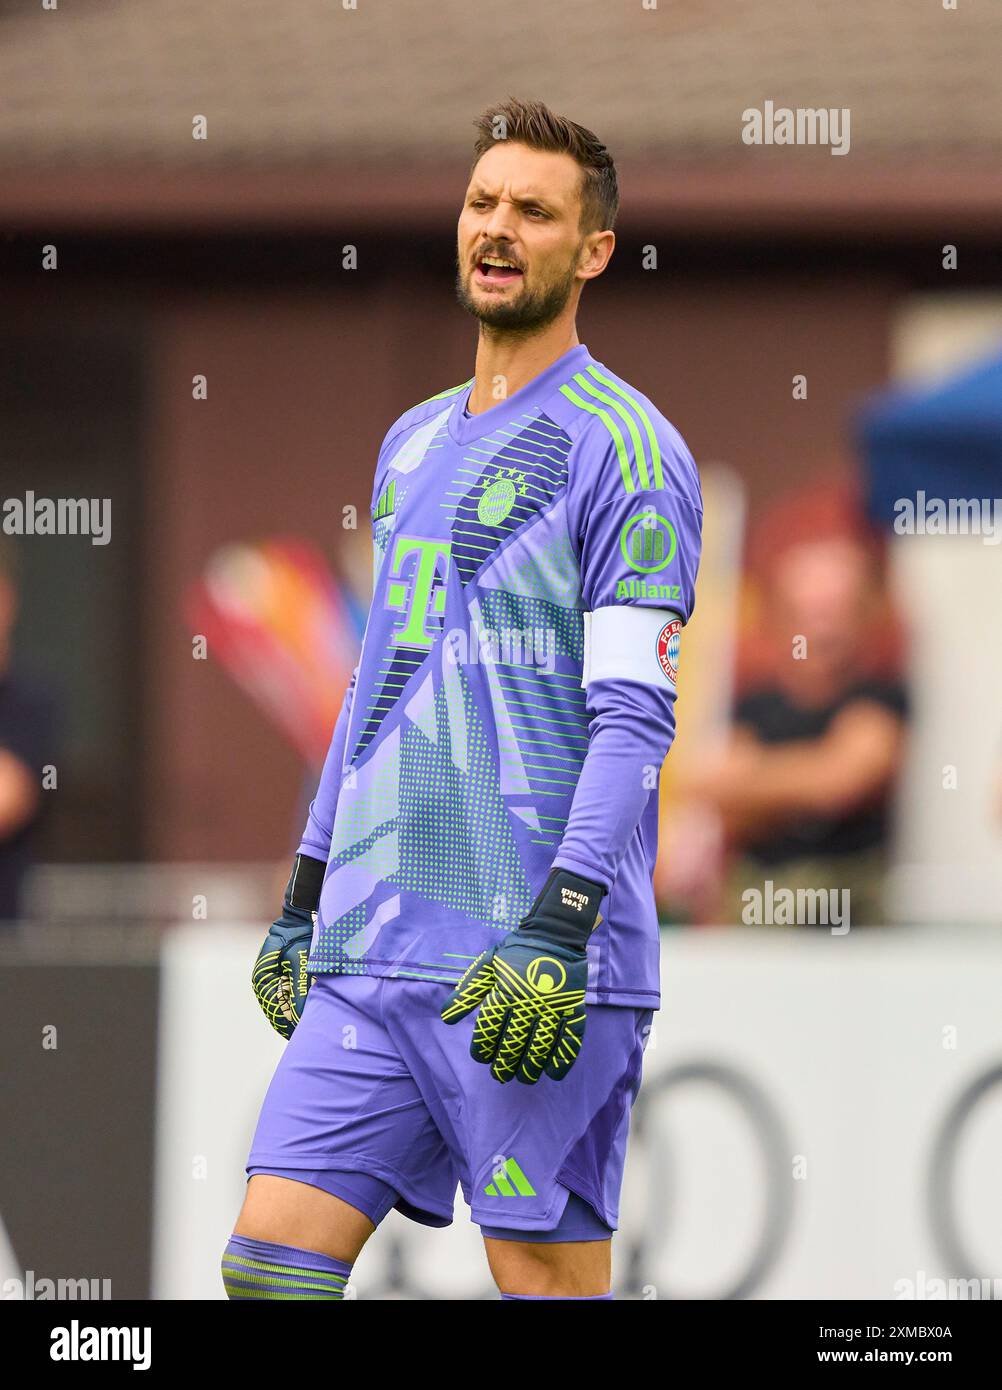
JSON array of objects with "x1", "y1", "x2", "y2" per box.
[
  {"x1": 0, "y1": 539, "x2": 57, "y2": 925},
  {"x1": 680, "y1": 485, "x2": 908, "y2": 926}
]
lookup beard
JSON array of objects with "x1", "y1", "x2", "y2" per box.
[{"x1": 454, "y1": 253, "x2": 580, "y2": 333}]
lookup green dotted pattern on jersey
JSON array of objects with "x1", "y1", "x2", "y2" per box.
[
  {"x1": 396, "y1": 663, "x2": 532, "y2": 929},
  {"x1": 309, "y1": 402, "x2": 594, "y2": 972},
  {"x1": 477, "y1": 588, "x2": 590, "y2": 850},
  {"x1": 309, "y1": 806, "x2": 401, "y2": 973},
  {"x1": 310, "y1": 662, "x2": 534, "y2": 970},
  {"x1": 484, "y1": 524, "x2": 580, "y2": 605}
]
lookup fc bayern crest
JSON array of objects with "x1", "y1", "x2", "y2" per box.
[{"x1": 656, "y1": 618, "x2": 682, "y2": 684}]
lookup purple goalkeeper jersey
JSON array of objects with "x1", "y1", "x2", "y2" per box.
[{"x1": 300, "y1": 343, "x2": 702, "y2": 1007}]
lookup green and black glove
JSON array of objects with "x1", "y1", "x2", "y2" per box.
[
  {"x1": 252, "y1": 853, "x2": 325, "y2": 1040},
  {"x1": 441, "y1": 868, "x2": 605, "y2": 1085}
]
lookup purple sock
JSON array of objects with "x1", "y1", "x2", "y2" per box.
[{"x1": 222, "y1": 1234, "x2": 351, "y2": 1300}]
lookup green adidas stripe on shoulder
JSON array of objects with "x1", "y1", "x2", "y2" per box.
[
  {"x1": 572, "y1": 370, "x2": 650, "y2": 490},
  {"x1": 584, "y1": 365, "x2": 664, "y2": 490},
  {"x1": 559, "y1": 365, "x2": 665, "y2": 493},
  {"x1": 559, "y1": 383, "x2": 635, "y2": 493},
  {"x1": 417, "y1": 377, "x2": 474, "y2": 406}
]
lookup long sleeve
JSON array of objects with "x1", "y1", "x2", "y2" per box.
[
  {"x1": 554, "y1": 400, "x2": 703, "y2": 893},
  {"x1": 296, "y1": 667, "x2": 358, "y2": 862},
  {"x1": 552, "y1": 674, "x2": 677, "y2": 892}
]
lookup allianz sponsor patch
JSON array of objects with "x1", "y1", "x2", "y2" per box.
[
  {"x1": 656, "y1": 617, "x2": 682, "y2": 684},
  {"x1": 617, "y1": 578, "x2": 681, "y2": 602},
  {"x1": 619, "y1": 510, "x2": 677, "y2": 572}
]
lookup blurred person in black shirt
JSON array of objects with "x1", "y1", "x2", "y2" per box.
[
  {"x1": 0, "y1": 538, "x2": 56, "y2": 924},
  {"x1": 680, "y1": 486, "x2": 908, "y2": 926}
]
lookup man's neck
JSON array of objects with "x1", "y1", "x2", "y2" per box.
[{"x1": 467, "y1": 321, "x2": 580, "y2": 416}]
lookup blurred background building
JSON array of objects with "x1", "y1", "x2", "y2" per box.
[{"x1": 1, "y1": 0, "x2": 1001, "y2": 1299}]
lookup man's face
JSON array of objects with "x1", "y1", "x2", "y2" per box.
[
  {"x1": 456, "y1": 142, "x2": 600, "y2": 332},
  {"x1": 772, "y1": 538, "x2": 871, "y2": 673}
]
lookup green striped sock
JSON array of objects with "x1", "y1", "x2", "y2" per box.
[{"x1": 222, "y1": 1234, "x2": 351, "y2": 1300}]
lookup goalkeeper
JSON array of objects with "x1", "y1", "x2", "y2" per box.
[{"x1": 223, "y1": 98, "x2": 702, "y2": 1302}]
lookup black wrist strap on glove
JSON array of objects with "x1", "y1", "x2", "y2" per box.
[
  {"x1": 285, "y1": 853, "x2": 325, "y2": 912},
  {"x1": 515, "y1": 868, "x2": 606, "y2": 952}
]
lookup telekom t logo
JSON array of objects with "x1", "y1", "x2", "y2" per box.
[{"x1": 385, "y1": 535, "x2": 452, "y2": 648}]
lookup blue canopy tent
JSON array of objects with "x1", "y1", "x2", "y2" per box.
[{"x1": 856, "y1": 347, "x2": 1002, "y2": 528}]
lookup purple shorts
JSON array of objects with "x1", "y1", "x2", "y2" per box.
[{"x1": 246, "y1": 973, "x2": 652, "y2": 1237}]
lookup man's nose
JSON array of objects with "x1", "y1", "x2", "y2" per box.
[{"x1": 482, "y1": 199, "x2": 519, "y2": 243}]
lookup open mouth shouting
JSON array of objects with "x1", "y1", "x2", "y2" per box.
[{"x1": 473, "y1": 253, "x2": 524, "y2": 288}]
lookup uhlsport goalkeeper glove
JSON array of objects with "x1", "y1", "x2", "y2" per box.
[
  {"x1": 253, "y1": 853, "x2": 325, "y2": 1040},
  {"x1": 441, "y1": 868, "x2": 605, "y2": 1085}
]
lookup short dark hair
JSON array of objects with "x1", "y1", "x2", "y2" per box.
[{"x1": 471, "y1": 98, "x2": 619, "y2": 234}]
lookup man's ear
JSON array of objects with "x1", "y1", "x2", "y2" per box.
[{"x1": 579, "y1": 229, "x2": 615, "y2": 280}]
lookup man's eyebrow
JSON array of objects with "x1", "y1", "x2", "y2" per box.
[
  {"x1": 511, "y1": 191, "x2": 559, "y2": 210},
  {"x1": 467, "y1": 184, "x2": 561, "y2": 211}
]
